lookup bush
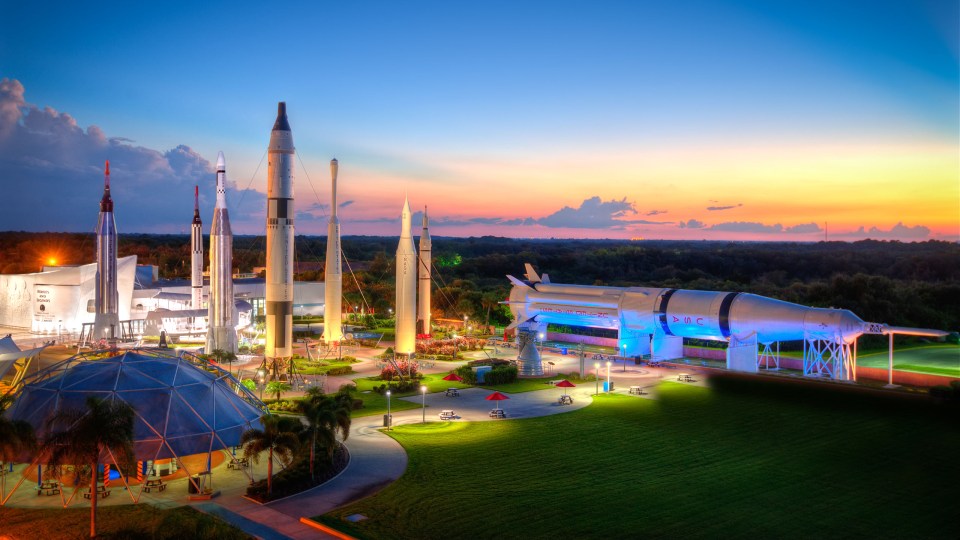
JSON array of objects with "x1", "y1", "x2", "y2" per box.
[
  {"x1": 265, "y1": 399, "x2": 301, "y2": 412},
  {"x1": 483, "y1": 365, "x2": 518, "y2": 385},
  {"x1": 381, "y1": 361, "x2": 419, "y2": 380},
  {"x1": 455, "y1": 366, "x2": 477, "y2": 385},
  {"x1": 324, "y1": 366, "x2": 354, "y2": 376},
  {"x1": 246, "y1": 443, "x2": 348, "y2": 502}
]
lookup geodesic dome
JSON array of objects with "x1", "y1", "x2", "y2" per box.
[{"x1": 5, "y1": 348, "x2": 264, "y2": 461}]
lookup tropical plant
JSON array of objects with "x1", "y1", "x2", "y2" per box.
[
  {"x1": 298, "y1": 387, "x2": 353, "y2": 480},
  {"x1": 208, "y1": 349, "x2": 237, "y2": 364},
  {"x1": 41, "y1": 396, "x2": 136, "y2": 539},
  {"x1": 0, "y1": 395, "x2": 36, "y2": 499},
  {"x1": 240, "y1": 414, "x2": 300, "y2": 495},
  {"x1": 265, "y1": 380, "x2": 291, "y2": 401},
  {"x1": 240, "y1": 379, "x2": 257, "y2": 393}
]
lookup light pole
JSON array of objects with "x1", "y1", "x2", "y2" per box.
[
  {"x1": 538, "y1": 332, "x2": 545, "y2": 355},
  {"x1": 421, "y1": 385, "x2": 427, "y2": 423},
  {"x1": 622, "y1": 344, "x2": 627, "y2": 372},
  {"x1": 257, "y1": 369, "x2": 265, "y2": 401},
  {"x1": 594, "y1": 361, "x2": 600, "y2": 395},
  {"x1": 452, "y1": 333, "x2": 459, "y2": 359},
  {"x1": 386, "y1": 390, "x2": 392, "y2": 431},
  {"x1": 606, "y1": 361, "x2": 611, "y2": 392},
  {"x1": 463, "y1": 315, "x2": 469, "y2": 336}
]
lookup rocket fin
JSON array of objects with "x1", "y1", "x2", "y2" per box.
[
  {"x1": 507, "y1": 275, "x2": 532, "y2": 288},
  {"x1": 541, "y1": 273, "x2": 551, "y2": 284},
  {"x1": 524, "y1": 263, "x2": 541, "y2": 283}
]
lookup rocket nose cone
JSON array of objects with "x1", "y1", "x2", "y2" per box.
[
  {"x1": 216, "y1": 151, "x2": 225, "y2": 170},
  {"x1": 273, "y1": 101, "x2": 291, "y2": 131}
]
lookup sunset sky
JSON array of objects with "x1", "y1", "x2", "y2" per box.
[{"x1": 0, "y1": 1, "x2": 956, "y2": 241}]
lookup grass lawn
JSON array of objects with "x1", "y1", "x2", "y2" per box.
[
  {"x1": 0, "y1": 504, "x2": 249, "y2": 540},
  {"x1": 351, "y1": 374, "x2": 472, "y2": 417},
  {"x1": 857, "y1": 345, "x2": 960, "y2": 377},
  {"x1": 320, "y1": 378, "x2": 959, "y2": 539}
]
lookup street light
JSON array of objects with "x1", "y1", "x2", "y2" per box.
[
  {"x1": 606, "y1": 361, "x2": 611, "y2": 392},
  {"x1": 463, "y1": 315, "x2": 469, "y2": 335},
  {"x1": 538, "y1": 332, "x2": 545, "y2": 354},
  {"x1": 594, "y1": 362, "x2": 600, "y2": 395},
  {"x1": 420, "y1": 385, "x2": 427, "y2": 423},
  {"x1": 622, "y1": 344, "x2": 627, "y2": 372},
  {"x1": 257, "y1": 369, "x2": 265, "y2": 401},
  {"x1": 386, "y1": 390, "x2": 392, "y2": 431}
]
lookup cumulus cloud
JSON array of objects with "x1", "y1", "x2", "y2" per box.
[
  {"x1": 645, "y1": 209, "x2": 668, "y2": 216},
  {"x1": 708, "y1": 221, "x2": 783, "y2": 233},
  {"x1": 536, "y1": 196, "x2": 638, "y2": 229},
  {"x1": 706, "y1": 203, "x2": 743, "y2": 211},
  {"x1": 837, "y1": 222, "x2": 931, "y2": 240},
  {"x1": 679, "y1": 219, "x2": 706, "y2": 229},
  {"x1": 784, "y1": 223, "x2": 822, "y2": 234}
]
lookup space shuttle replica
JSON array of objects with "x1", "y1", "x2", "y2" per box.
[
  {"x1": 190, "y1": 185, "x2": 203, "y2": 310},
  {"x1": 206, "y1": 152, "x2": 237, "y2": 354},
  {"x1": 507, "y1": 264, "x2": 946, "y2": 380},
  {"x1": 322, "y1": 159, "x2": 343, "y2": 344},
  {"x1": 93, "y1": 160, "x2": 120, "y2": 340},
  {"x1": 395, "y1": 198, "x2": 417, "y2": 356},
  {"x1": 417, "y1": 207, "x2": 432, "y2": 335},
  {"x1": 265, "y1": 102, "x2": 295, "y2": 378}
]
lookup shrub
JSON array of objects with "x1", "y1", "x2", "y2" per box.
[
  {"x1": 455, "y1": 365, "x2": 477, "y2": 385},
  {"x1": 381, "y1": 361, "x2": 419, "y2": 380},
  {"x1": 483, "y1": 365, "x2": 518, "y2": 386},
  {"x1": 324, "y1": 366, "x2": 354, "y2": 376}
]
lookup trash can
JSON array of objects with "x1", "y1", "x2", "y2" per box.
[
  {"x1": 383, "y1": 414, "x2": 392, "y2": 428},
  {"x1": 603, "y1": 381, "x2": 615, "y2": 392},
  {"x1": 560, "y1": 347, "x2": 568, "y2": 355}
]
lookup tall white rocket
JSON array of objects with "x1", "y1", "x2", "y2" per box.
[
  {"x1": 395, "y1": 197, "x2": 417, "y2": 355},
  {"x1": 190, "y1": 185, "x2": 203, "y2": 310},
  {"x1": 322, "y1": 159, "x2": 343, "y2": 344},
  {"x1": 265, "y1": 102, "x2": 295, "y2": 367},
  {"x1": 417, "y1": 207, "x2": 432, "y2": 335},
  {"x1": 93, "y1": 160, "x2": 119, "y2": 340},
  {"x1": 205, "y1": 152, "x2": 237, "y2": 354}
]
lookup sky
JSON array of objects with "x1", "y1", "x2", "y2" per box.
[{"x1": 0, "y1": 0, "x2": 957, "y2": 241}]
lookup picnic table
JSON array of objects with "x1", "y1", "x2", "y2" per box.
[
  {"x1": 677, "y1": 374, "x2": 694, "y2": 382},
  {"x1": 439, "y1": 410, "x2": 457, "y2": 420},
  {"x1": 488, "y1": 409, "x2": 507, "y2": 419},
  {"x1": 445, "y1": 388, "x2": 460, "y2": 397},
  {"x1": 629, "y1": 386, "x2": 646, "y2": 395},
  {"x1": 83, "y1": 485, "x2": 110, "y2": 499},
  {"x1": 558, "y1": 395, "x2": 573, "y2": 405},
  {"x1": 143, "y1": 477, "x2": 166, "y2": 493},
  {"x1": 37, "y1": 480, "x2": 60, "y2": 496},
  {"x1": 228, "y1": 457, "x2": 249, "y2": 470}
]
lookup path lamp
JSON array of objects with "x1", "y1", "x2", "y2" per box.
[
  {"x1": 606, "y1": 361, "x2": 611, "y2": 393},
  {"x1": 386, "y1": 390, "x2": 392, "y2": 431},
  {"x1": 421, "y1": 385, "x2": 427, "y2": 423},
  {"x1": 463, "y1": 315, "x2": 468, "y2": 335},
  {"x1": 257, "y1": 369, "x2": 265, "y2": 401},
  {"x1": 622, "y1": 344, "x2": 627, "y2": 372},
  {"x1": 594, "y1": 362, "x2": 600, "y2": 395},
  {"x1": 538, "y1": 332, "x2": 545, "y2": 355}
]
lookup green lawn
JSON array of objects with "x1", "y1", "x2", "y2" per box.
[
  {"x1": 857, "y1": 345, "x2": 960, "y2": 377},
  {"x1": 320, "y1": 379, "x2": 959, "y2": 539},
  {"x1": 351, "y1": 375, "x2": 471, "y2": 417}
]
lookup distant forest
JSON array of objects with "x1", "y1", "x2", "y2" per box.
[{"x1": 1, "y1": 232, "x2": 958, "y2": 335}]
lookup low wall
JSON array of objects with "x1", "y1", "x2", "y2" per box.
[
  {"x1": 546, "y1": 332, "x2": 617, "y2": 348},
  {"x1": 683, "y1": 346, "x2": 726, "y2": 360}
]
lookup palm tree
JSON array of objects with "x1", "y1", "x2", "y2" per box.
[
  {"x1": 298, "y1": 387, "x2": 352, "y2": 480},
  {"x1": 0, "y1": 395, "x2": 36, "y2": 499},
  {"x1": 240, "y1": 414, "x2": 299, "y2": 495},
  {"x1": 265, "y1": 380, "x2": 291, "y2": 402},
  {"x1": 42, "y1": 396, "x2": 136, "y2": 539}
]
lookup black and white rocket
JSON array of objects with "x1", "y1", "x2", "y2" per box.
[
  {"x1": 395, "y1": 197, "x2": 417, "y2": 355},
  {"x1": 205, "y1": 152, "x2": 237, "y2": 354},
  {"x1": 417, "y1": 207, "x2": 431, "y2": 335},
  {"x1": 93, "y1": 160, "x2": 119, "y2": 340},
  {"x1": 322, "y1": 159, "x2": 343, "y2": 344},
  {"x1": 265, "y1": 102, "x2": 295, "y2": 365},
  {"x1": 191, "y1": 185, "x2": 203, "y2": 310}
]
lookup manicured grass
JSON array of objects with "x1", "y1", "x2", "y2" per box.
[
  {"x1": 351, "y1": 375, "x2": 471, "y2": 417},
  {"x1": 0, "y1": 504, "x2": 249, "y2": 540},
  {"x1": 478, "y1": 375, "x2": 592, "y2": 393},
  {"x1": 320, "y1": 379, "x2": 959, "y2": 539},
  {"x1": 858, "y1": 345, "x2": 960, "y2": 377}
]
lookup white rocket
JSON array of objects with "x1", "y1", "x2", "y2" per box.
[
  {"x1": 394, "y1": 197, "x2": 417, "y2": 355},
  {"x1": 205, "y1": 152, "x2": 237, "y2": 354},
  {"x1": 417, "y1": 207, "x2": 431, "y2": 335},
  {"x1": 190, "y1": 185, "x2": 203, "y2": 310},
  {"x1": 322, "y1": 159, "x2": 343, "y2": 344},
  {"x1": 265, "y1": 102, "x2": 295, "y2": 366},
  {"x1": 93, "y1": 160, "x2": 119, "y2": 340}
]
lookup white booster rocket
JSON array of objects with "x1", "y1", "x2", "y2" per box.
[
  {"x1": 395, "y1": 198, "x2": 417, "y2": 355},
  {"x1": 322, "y1": 158, "x2": 343, "y2": 344},
  {"x1": 206, "y1": 152, "x2": 237, "y2": 354},
  {"x1": 417, "y1": 207, "x2": 431, "y2": 335},
  {"x1": 190, "y1": 185, "x2": 203, "y2": 310},
  {"x1": 265, "y1": 102, "x2": 295, "y2": 365},
  {"x1": 93, "y1": 160, "x2": 119, "y2": 340}
]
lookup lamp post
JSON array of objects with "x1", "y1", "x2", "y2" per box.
[
  {"x1": 452, "y1": 333, "x2": 459, "y2": 359},
  {"x1": 538, "y1": 332, "x2": 545, "y2": 355},
  {"x1": 622, "y1": 344, "x2": 627, "y2": 372},
  {"x1": 594, "y1": 361, "x2": 600, "y2": 395},
  {"x1": 606, "y1": 361, "x2": 611, "y2": 392},
  {"x1": 421, "y1": 385, "x2": 427, "y2": 423},
  {"x1": 386, "y1": 390, "x2": 392, "y2": 431},
  {"x1": 257, "y1": 369, "x2": 265, "y2": 401},
  {"x1": 463, "y1": 315, "x2": 469, "y2": 335}
]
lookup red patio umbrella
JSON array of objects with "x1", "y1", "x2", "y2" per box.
[
  {"x1": 556, "y1": 379, "x2": 576, "y2": 398},
  {"x1": 442, "y1": 373, "x2": 464, "y2": 382},
  {"x1": 485, "y1": 391, "x2": 510, "y2": 410}
]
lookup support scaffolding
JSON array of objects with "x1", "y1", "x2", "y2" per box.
[{"x1": 802, "y1": 333, "x2": 856, "y2": 381}]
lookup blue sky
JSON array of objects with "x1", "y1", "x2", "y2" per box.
[{"x1": 0, "y1": 1, "x2": 956, "y2": 239}]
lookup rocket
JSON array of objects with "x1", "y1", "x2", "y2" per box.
[
  {"x1": 265, "y1": 102, "x2": 295, "y2": 367},
  {"x1": 190, "y1": 185, "x2": 203, "y2": 310},
  {"x1": 394, "y1": 197, "x2": 417, "y2": 355},
  {"x1": 417, "y1": 206, "x2": 431, "y2": 335},
  {"x1": 322, "y1": 159, "x2": 343, "y2": 344},
  {"x1": 93, "y1": 160, "x2": 119, "y2": 340},
  {"x1": 205, "y1": 152, "x2": 237, "y2": 354}
]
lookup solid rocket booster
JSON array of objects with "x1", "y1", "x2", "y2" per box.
[
  {"x1": 417, "y1": 206, "x2": 431, "y2": 335},
  {"x1": 265, "y1": 102, "x2": 295, "y2": 363},
  {"x1": 93, "y1": 160, "x2": 119, "y2": 340},
  {"x1": 322, "y1": 158, "x2": 343, "y2": 344},
  {"x1": 191, "y1": 185, "x2": 203, "y2": 310},
  {"x1": 395, "y1": 197, "x2": 417, "y2": 355},
  {"x1": 206, "y1": 152, "x2": 237, "y2": 354}
]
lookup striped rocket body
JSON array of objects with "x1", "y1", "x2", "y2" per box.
[
  {"x1": 265, "y1": 102, "x2": 295, "y2": 363},
  {"x1": 191, "y1": 186, "x2": 203, "y2": 310},
  {"x1": 205, "y1": 152, "x2": 237, "y2": 354}
]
